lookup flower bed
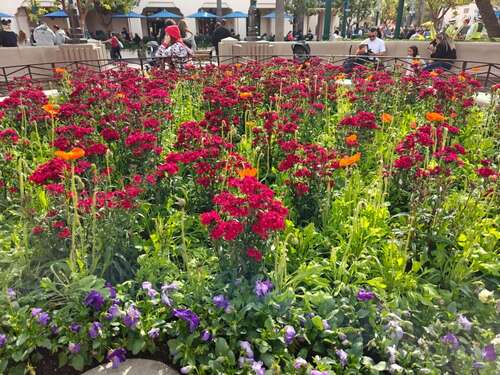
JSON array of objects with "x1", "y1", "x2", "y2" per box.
[{"x1": 0, "y1": 60, "x2": 499, "y2": 374}]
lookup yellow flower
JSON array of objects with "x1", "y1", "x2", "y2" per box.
[
  {"x1": 54, "y1": 147, "x2": 85, "y2": 161},
  {"x1": 238, "y1": 167, "x2": 257, "y2": 178},
  {"x1": 478, "y1": 289, "x2": 494, "y2": 303},
  {"x1": 338, "y1": 152, "x2": 361, "y2": 168},
  {"x1": 42, "y1": 103, "x2": 60, "y2": 117},
  {"x1": 246, "y1": 121, "x2": 257, "y2": 129}
]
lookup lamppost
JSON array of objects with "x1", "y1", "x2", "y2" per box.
[
  {"x1": 340, "y1": 0, "x2": 350, "y2": 38},
  {"x1": 247, "y1": 0, "x2": 259, "y2": 41},
  {"x1": 323, "y1": 0, "x2": 332, "y2": 40},
  {"x1": 394, "y1": 0, "x2": 405, "y2": 39}
]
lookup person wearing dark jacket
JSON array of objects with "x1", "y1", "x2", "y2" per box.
[
  {"x1": 0, "y1": 19, "x2": 18, "y2": 47},
  {"x1": 424, "y1": 32, "x2": 457, "y2": 71},
  {"x1": 211, "y1": 21, "x2": 231, "y2": 62}
]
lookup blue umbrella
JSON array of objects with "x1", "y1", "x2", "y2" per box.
[
  {"x1": 43, "y1": 10, "x2": 68, "y2": 18},
  {"x1": 187, "y1": 11, "x2": 217, "y2": 19},
  {"x1": 224, "y1": 11, "x2": 248, "y2": 19},
  {"x1": 0, "y1": 12, "x2": 14, "y2": 18},
  {"x1": 148, "y1": 10, "x2": 182, "y2": 19},
  {"x1": 263, "y1": 11, "x2": 293, "y2": 19},
  {"x1": 112, "y1": 11, "x2": 146, "y2": 19}
]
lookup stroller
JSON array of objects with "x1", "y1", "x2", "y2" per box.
[
  {"x1": 146, "y1": 41, "x2": 160, "y2": 69},
  {"x1": 292, "y1": 41, "x2": 311, "y2": 64}
]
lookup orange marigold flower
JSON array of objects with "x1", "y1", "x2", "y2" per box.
[
  {"x1": 409, "y1": 121, "x2": 417, "y2": 129},
  {"x1": 239, "y1": 92, "x2": 253, "y2": 99},
  {"x1": 238, "y1": 167, "x2": 257, "y2": 178},
  {"x1": 54, "y1": 147, "x2": 85, "y2": 161},
  {"x1": 235, "y1": 63, "x2": 242, "y2": 69},
  {"x1": 425, "y1": 112, "x2": 445, "y2": 122},
  {"x1": 115, "y1": 92, "x2": 125, "y2": 99},
  {"x1": 54, "y1": 67, "x2": 66, "y2": 74},
  {"x1": 345, "y1": 134, "x2": 358, "y2": 146},
  {"x1": 42, "y1": 103, "x2": 60, "y2": 117},
  {"x1": 381, "y1": 113, "x2": 393, "y2": 123},
  {"x1": 430, "y1": 71, "x2": 439, "y2": 77},
  {"x1": 450, "y1": 112, "x2": 458, "y2": 119},
  {"x1": 338, "y1": 152, "x2": 361, "y2": 168}
]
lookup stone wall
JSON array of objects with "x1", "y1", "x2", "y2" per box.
[{"x1": 0, "y1": 43, "x2": 108, "y2": 82}]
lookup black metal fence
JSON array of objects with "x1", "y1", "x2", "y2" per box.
[{"x1": 1, "y1": 54, "x2": 499, "y2": 95}]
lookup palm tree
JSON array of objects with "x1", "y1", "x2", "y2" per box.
[{"x1": 475, "y1": 0, "x2": 500, "y2": 38}]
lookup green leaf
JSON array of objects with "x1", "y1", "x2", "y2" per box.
[
  {"x1": 372, "y1": 361, "x2": 387, "y2": 371},
  {"x1": 311, "y1": 316, "x2": 324, "y2": 331},
  {"x1": 215, "y1": 338, "x2": 230, "y2": 356},
  {"x1": 70, "y1": 354, "x2": 85, "y2": 371},
  {"x1": 366, "y1": 277, "x2": 387, "y2": 289},
  {"x1": 15, "y1": 333, "x2": 29, "y2": 346},
  {"x1": 130, "y1": 337, "x2": 145, "y2": 355}
]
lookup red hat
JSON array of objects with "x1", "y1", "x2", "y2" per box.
[{"x1": 165, "y1": 25, "x2": 181, "y2": 41}]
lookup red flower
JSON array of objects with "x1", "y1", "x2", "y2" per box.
[
  {"x1": 476, "y1": 167, "x2": 496, "y2": 178},
  {"x1": 200, "y1": 211, "x2": 220, "y2": 225},
  {"x1": 58, "y1": 227, "x2": 71, "y2": 239},
  {"x1": 246, "y1": 247, "x2": 263, "y2": 262},
  {"x1": 32, "y1": 226, "x2": 44, "y2": 235}
]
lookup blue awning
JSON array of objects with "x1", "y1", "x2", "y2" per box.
[
  {"x1": 148, "y1": 10, "x2": 182, "y2": 19},
  {"x1": 112, "y1": 12, "x2": 146, "y2": 19},
  {"x1": 224, "y1": 11, "x2": 248, "y2": 19},
  {"x1": 0, "y1": 12, "x2": 14, "y2": 18},
  {"x1": 262, "y1": 11, "x2": 293, "y2": 19},
  {"x1": 43, "y1": 10, "x2": 68, "y2": 18},
  {"x1": 187, "y1": 11, "x2": 217, "y2": 19}
]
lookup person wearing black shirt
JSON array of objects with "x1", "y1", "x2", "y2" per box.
[
  {"x1": 424, "y1": 32, "x2": 457, "y2": 71},
  {"x1": 211, "y1": 21, "x2": 231, "y2": 63},
  {"x1": 0, "y1": 20, "x2": 18, "y2": 47}
]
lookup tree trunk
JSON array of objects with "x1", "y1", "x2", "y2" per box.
[
  {"x1": 475, "y1": 0, "x2": 500, "y2": 38},
  {"x1": 275, "y1": 0, "x2": 285, "y2": 41},
  {"x1": 216, "y1": 0, "x2": 222, "y2": 17}
]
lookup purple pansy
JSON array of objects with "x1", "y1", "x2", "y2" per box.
[
  {"x1": 0, "y1": 334, "x2": 6, "y2": 348},
  {"x1": 68, "y1": 342, "x2": 80, "y2": 354},
  {"x1": 322, "y1": 319, "x2": 331, "y2": 330},
  {"x1": 255, "y1": 279, "x2": 273, "y2": 297},
  {"x1": 69, "y1": 322, "x2": 81, "y2": 333},
  {"x1": 240, "y1": 341, "x2": 254, "y2": 359},
  {"x1": 105, "y1": 283, "x2": 117, "y2": 299},
  {"x1": 251, "y1": 360, "x2": 265, "y2": 375},
  {"x1": 123, "y1": 305, "x2": 141, "y2": 329},
  {"x1": 441, "y1": 332, "x2": 459, "y2": 350},
  {"x1": 311, "y1": 370, "x2": 328, "y2": 375},
  {"x1": 284, "y1": 325, "x2": 296, "y2": 345},
  {"x1": 336, "y1": 349, "x2": 348, "y2": 367},
  {"x1": 84, "y1": 290, "x2": 105, "y2": 311},
  {"x1": 106, "y1": 303, "x2": 120, "y2": 320},
  {"x1": 148, "y1": 328, "x2": 160, "y2": 339},
  {"x1": 31, "y1": 307, "x2": 43, "y2": 317},
  {"x1": 142, "y1": 282, "x2": 158, "y2": 298},
  {"x1": 7, "y1": 288, "x2": 16, "y2": 300},
  {"x1": 32, "y1": 308, "x2": 51, "y2": 326},
  {"x1": 160, "y1": 282, "x2": 178, "y2": 306},
  {"x1": 213, "y1": 294, "x2": 230, "y2": 311},
  {"x1": 357, "y1": 289, "x2": 375, "y2": 301},
  {"x1": 88, "y1": 321, "x2": 102, "y2": 339},
  {"x1": 107, "y1": 348, "x2": 127, "y2": 369},
  {"x1": 50, "y1": 324, "x2": 59, "y2": 335},
  {"x1": 482, "y1": 344, "x2": 496, "y2": 361},
  {"x1": 457, "y1": 315, "x2": 472, "y2": 332},
  {"x1": 294, "y1": 357, "x2": 307, "y2": 369},
  {"x1": 173, "y1": 309, "x2": 200, "y2": 332},
  {"x1": 200, "y1": 330, "x2": 212, "y2": 342},
  {"x1": 180, "y1": 366, "x2": 193, "y2": 374}
]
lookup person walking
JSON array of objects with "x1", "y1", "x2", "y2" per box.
[
  {"x1": 0, "y1": 19, "x2": 18, "y2": 47},
  {"x1": 178, "y1": 19, "x2": 196, "y2": 51},
  {"x1": 54, "y1": 25, "x2": 69, "y2": 45},
  {"x1": 33, "y1": 22, "x2": 56, "y2": 46},
  {"x1": 425, "y1": 32, "x2": 456, "y2": 71},
  {"x1": 105, "y1": 33, "x2": 123, "y2": 60},
  {"x1": 157, "y1": 25, "x2": 193, "y2": 73},
  {"x1": 211, "y1": 20, "x2": 231, "y2": 63}
]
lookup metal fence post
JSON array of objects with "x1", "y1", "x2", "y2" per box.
[
  {"x1": 27, "y1": 65, "x2": 33, "y2": 79},
  {"x1": 485, "y1": 64, "x2": 491, "y2": 88}
]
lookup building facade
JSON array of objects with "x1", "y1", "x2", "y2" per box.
[{"x1": 1, "y1": 1, "x2": 334, "y2": 42}]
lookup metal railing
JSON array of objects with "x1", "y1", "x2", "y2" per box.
[{"x1": 1, "y1": 54, "x2": 499, "y2": 95}]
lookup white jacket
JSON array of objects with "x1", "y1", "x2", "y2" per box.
[
  {"x1": 55, "y1": 29, "x2": 69, "y2": 45},
  {"x1": 34, "y1": 24, "x2": 56, "y2": 46}
]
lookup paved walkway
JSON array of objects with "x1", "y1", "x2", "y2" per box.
[{"x1": 83, "y1": 359, "x2": 178, "y2": 375}]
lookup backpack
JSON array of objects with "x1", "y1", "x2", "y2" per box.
[{"x1": 292, "y1": 41, "x2": 311, "y2": 64}]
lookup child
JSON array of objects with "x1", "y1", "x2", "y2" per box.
[{"x1": 405, "y1": 45, "x2": 424, "y2": 76}]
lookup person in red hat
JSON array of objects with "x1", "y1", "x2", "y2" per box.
[{"x1": 156, "y1": 24, "x2": 193, "y2": 72}]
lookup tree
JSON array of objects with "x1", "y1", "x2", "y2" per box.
[
  {"x1": 56, "y1": 0, "x2": 135, "y2": 32},
  {"x1": 425, "y1": 0, "x2": 467, "y2": 29},
  {"x1": 475, "y1": 0, "x2": 500, "y2": 38},
  {"x1": 286, "y1": 0, "x2": 321, "y2": 33}
]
